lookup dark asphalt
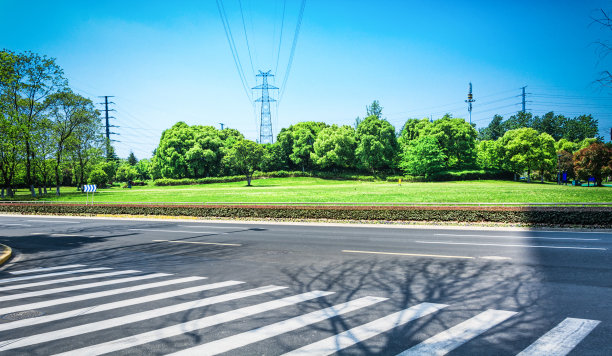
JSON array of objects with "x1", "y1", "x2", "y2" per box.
[{"x1": 0, "y1": 214, "x2": 610, "y2": 355}]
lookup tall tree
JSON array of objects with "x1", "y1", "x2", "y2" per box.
[
  {"x1": 534, "y1": 132, "x2": 557, "y2": 183},
  {"x1": 500, "y1": 128, "x2": 541, "y2": 181},
  {"x1": 422, "y1": 115, "x2": 477, "y2": 169},
  {"x1": 47, "y1": 91, "x2": 97, "y2": 195},
  {"x1": 478, "y1": 114, "x2": 505, "y2": 141},
  {"x1": 225, "y1": 139, "x2": 264, "y2": 186},
  {"x1": 563, "y1": 115, "x2": 599, "y2": 142},
  {"x1": 1, "y1": 50, "x2": 66, "y2": 196},
  {"x1": 127, "y1": 151, "x2": 138, "y2": 166},
  {"x1": 355, "y1": 115, "x2": 398, "y2": 173},
  {"x1": 366, "y1": 100, "x2": 383, "y2": 119},
  {"x1": 399, "y1": 135, "x2": 447, "y2": 178}
]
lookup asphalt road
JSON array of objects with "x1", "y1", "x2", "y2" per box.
[{"x1": 0, "y1": 214, "x2": 610, "y2": 355}]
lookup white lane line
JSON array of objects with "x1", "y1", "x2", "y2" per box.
[
  {"x1": 283, "y1": 302, "x2": 448, "y2": 356},
  {"x1": 26, "y1": 220, "x2": 79, "y2": 224},
  {"x1": 0, "y1": 224, "x2": 30, "y2": 226},
  {"x1": 178, "y1": 225, "x2": 247, "y2": 229},
  {"x1": 129, "y1": 229, "x2": 215, "y2": 234},
  {"x1": 517, "y1": 318, "x2": 601, "y2": 356},
  {"x1": 0, "y1": 267, "x2": 112, "y2": 284},
  {"x1": 0, "y1": 280, "x2": 243, "y2": 332},
  {"x1": 50, "y1": 234, "x2": 84, "y2": 237},
  {"x1": 153, "y1": 239, "x2": 241, "y2": 247},
  {"x1": 342, "y1": 249, "x2": 473, "y2": 259},
  {"x1": 1, "y1": 270, "x2": 140, "y2": 291},
  {"x1": 0, "y1": 275, "x2": 197, "y2": 316},
  {"x1": 0, "y1": 273, "x2": 171, "y2": 310},
  {"x1": 415, "y1": 241, "x2": 607, "y2": 251},
  {"x1": 434, "y1": 233, "x2": 600, "y2": 241},
  {"x1": 396, "y1": 309, "x2": 517, "y2": 356},
  {"x1": 168, "y1": 295, "x2": 388, "y2": 356},
  {"x1": 2, "y1": 285, "x2": 286, "y2": 352},
  {"x1": 9, "y1": 265, "x2": 87, "y2": 275},
  {"x1": 53, "y1": 289, "x2": 331, "y2": 356}
]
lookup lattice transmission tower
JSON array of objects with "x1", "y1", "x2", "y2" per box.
[{"x1": 252, "y1": 70, "x2": 278, "y2": 144}]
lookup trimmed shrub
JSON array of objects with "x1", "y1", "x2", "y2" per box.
[{"x1": 0, "y1": 203, "x2": 609, "y2": 227}]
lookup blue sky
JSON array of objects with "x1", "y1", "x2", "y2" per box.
[{"x1": 1, "y1": 0, "x2": 611, "y2": 159}]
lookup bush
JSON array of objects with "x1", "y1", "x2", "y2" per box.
[
  {"x1": 0, "y1": 203, "x2": 609, "y2": 227},
  {"x1": 87, "y1": 169, "x2": 108, "y2": 188},
  {"x1": 430, "y1": 169, "x2": 513, "y2": 181}
]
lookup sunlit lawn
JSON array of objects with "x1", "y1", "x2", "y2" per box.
[{"x1": 4, "y1": 177, "x2": 612, "y2": 204}]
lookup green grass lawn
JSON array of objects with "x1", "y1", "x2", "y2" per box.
[{"x1": 4, "y1": 177, "x2": 612, "y2": 204}]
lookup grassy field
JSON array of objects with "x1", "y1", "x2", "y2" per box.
[{"x1": 3, "y1": 177, "x2": 612, "y2": 204}]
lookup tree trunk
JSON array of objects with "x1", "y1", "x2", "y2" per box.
[
  {"x1": 55, "y1": 150, "x2": 62, "y2": 196},
  {"x1": 540, "y1": 169, "x2": 544, "y2": 183},
  {"x1": 1, "y1": 188, "x2": 4, "y2": 199},
  {"x1": 246, "y1": 173, "x2": 252, "y2": 186},
  {"x1": 38, "y1": 187, "x2": 42, "y2": 196},
  {"x1": 514, "y1": 173, "x2": 517, "y2": 181}
]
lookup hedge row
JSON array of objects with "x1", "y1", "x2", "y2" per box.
[
  {"x1": 152, "y1": 169, "x2": 514, "y2": 186},
  {"x1": 1, "y1": 203, "x2": 610, "y2": 226}
]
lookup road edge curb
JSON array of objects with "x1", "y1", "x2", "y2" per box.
[{"x1": 0, "y1": 243, "x2": 12, "y2": 266}]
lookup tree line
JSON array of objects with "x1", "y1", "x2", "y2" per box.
[
  {"x1": 149, "y1": 100, "x2": 610, "y2": 186},
  {"x1": 2, "y1": 49, "x2": 611, "y2": 197}
]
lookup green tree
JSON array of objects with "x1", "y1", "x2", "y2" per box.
[
  {"x1": 69, "y1": 120, "x2": 103, "y2": 189},
  {"x1": 116, "y1": 163, "x2": 138, "y2": 183},
  {"x1": 421, "y1": 115, "x2": 477, "y2": 168},
  {"x1": 355, "y1": 115, "x2": 398, "y2": 173},
  {"x1": 87, "y1": 169, "x2": 108, "y2": 188},
  {"x1": 311, "y1": 125, "x2": 356, "y2": 170},
  {"x1": 502, "y1": 112, "x2": 533, "y2": 132},
  {"x1": 500, "y1": 128, "x2": 540, "y2": 181},
  {"x1": 127, "y1": 151, "x2": 138, "y2": 166},
  {"x1": 275, "y1": 122, "x2": 327, "y2": 171},
  {"x1": 259, "y1": 143, "x2": 286, "y2": 172},
  {"x1": 534, "y1": 132, "x2": 557, "y2": 183},
  {"x1": 47, "y1": 91, "x2": 98, "y2": 195},
  {"x1": 476, "y1": 140, "x2": 504, "y2": 170},
  {"x1": 399, "y1": 118, "x2": 431, "y2": 144},
  {"x1": 563, "y1": 115, "x2": 599, "y2": 142},
  {"x1": 574, "y1": 142, "x2": 612, "y2": 186},
  {"x1": 399, "y1": 135, "x2": 447, "y2": 178},
  {"x1": 366, "y1": 100, "x2": 383, "y2": 118},
  {"x1": 555, "y1": 138, "x2": 577, "y2": 153},
  {"x1": 531, "y1": 112, "x2": 566, "y2": 140},
  {"x1": 0, "y1": 50, "x2": 67, "y2": 196},
  {"x1": 478, "y1": 114, "x2": 505, "y2": 141},
  {"x1": 225, "y1": 139, "x2": 264, "y2": 186}
]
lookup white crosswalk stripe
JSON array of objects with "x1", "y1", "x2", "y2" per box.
[
  {"x1": 8, "y1": 264, "x2": 87, "y2": 275},
  {"x1": 283, "y1": 302, "x2": 448, "y2": 356},
  {"x1": 54, "y1": 290, "x2": 334, "y2": 356},
  {"x1": 396, "y1": 309, "x2": 518, "y2": 355},
  {"x1": 168, "y1": 296, "x2": 387, "y2": 356},
  {"x1": 0, "y1": 285, "x2": 286, "y2": 352},
  {"x1": 0, "y1": 272, "x2": 170, "y2": 303},
  {"x1": 0, "y1": 269, "x2": 140, "y2": 291},
  {"x1": 0, "y1": 273, "x2": 174, "y2": 315},
  {"x1": 517, "y1": 318, "x2": 601, "y2": 356},
  {"x1": 0, "y1": 267, "x2": 111, "y2": 284},
  {"x1": 0, "y1": 280, "x2": 243, "y2": 332},
  {"x1": 0, "y1": 265, "x2": 602, "y2": 355}
]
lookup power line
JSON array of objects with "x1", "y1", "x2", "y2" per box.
[
  {"x1": 279, "y1": 0, "x2": 306, "y2": 102},
  {"x1": 274, "y1": 0, "x2": 287, "y2": 77},
  {"x1": 216, "y1": 0, "x2": 252, "y2": 101},
  {"x1": 238, "y1": 0, "x2": 255, "y2": 77}
]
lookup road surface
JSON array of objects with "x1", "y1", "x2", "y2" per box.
[{"x1": 0, "y1": 215, "x2": 610, "y2": 355}]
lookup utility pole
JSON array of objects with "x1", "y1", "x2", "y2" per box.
[
  {"x1": 253, "y1": 70, "x2": 278, "y2": 144},
  {"x1": 465, "y1": 82, "x2": 475, "y2": 124},
  {"x1": 219, "y1": 123, "x2": 225, "y2": 130},
  {"x1": 98, "y1": 96, "x2": 119, "y2": 159}
]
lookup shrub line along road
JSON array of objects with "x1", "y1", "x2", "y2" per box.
[{"x1": 0, "y1": 215, "x2": 610, "y2": 355}]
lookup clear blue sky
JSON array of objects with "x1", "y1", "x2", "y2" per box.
[{"x1": 1, "y1": 0, "x2": 611, "y2": 159}]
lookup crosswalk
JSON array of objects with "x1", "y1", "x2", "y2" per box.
[{"x1": 0, "y1": 264, "x2": 601, "y2": 355}]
